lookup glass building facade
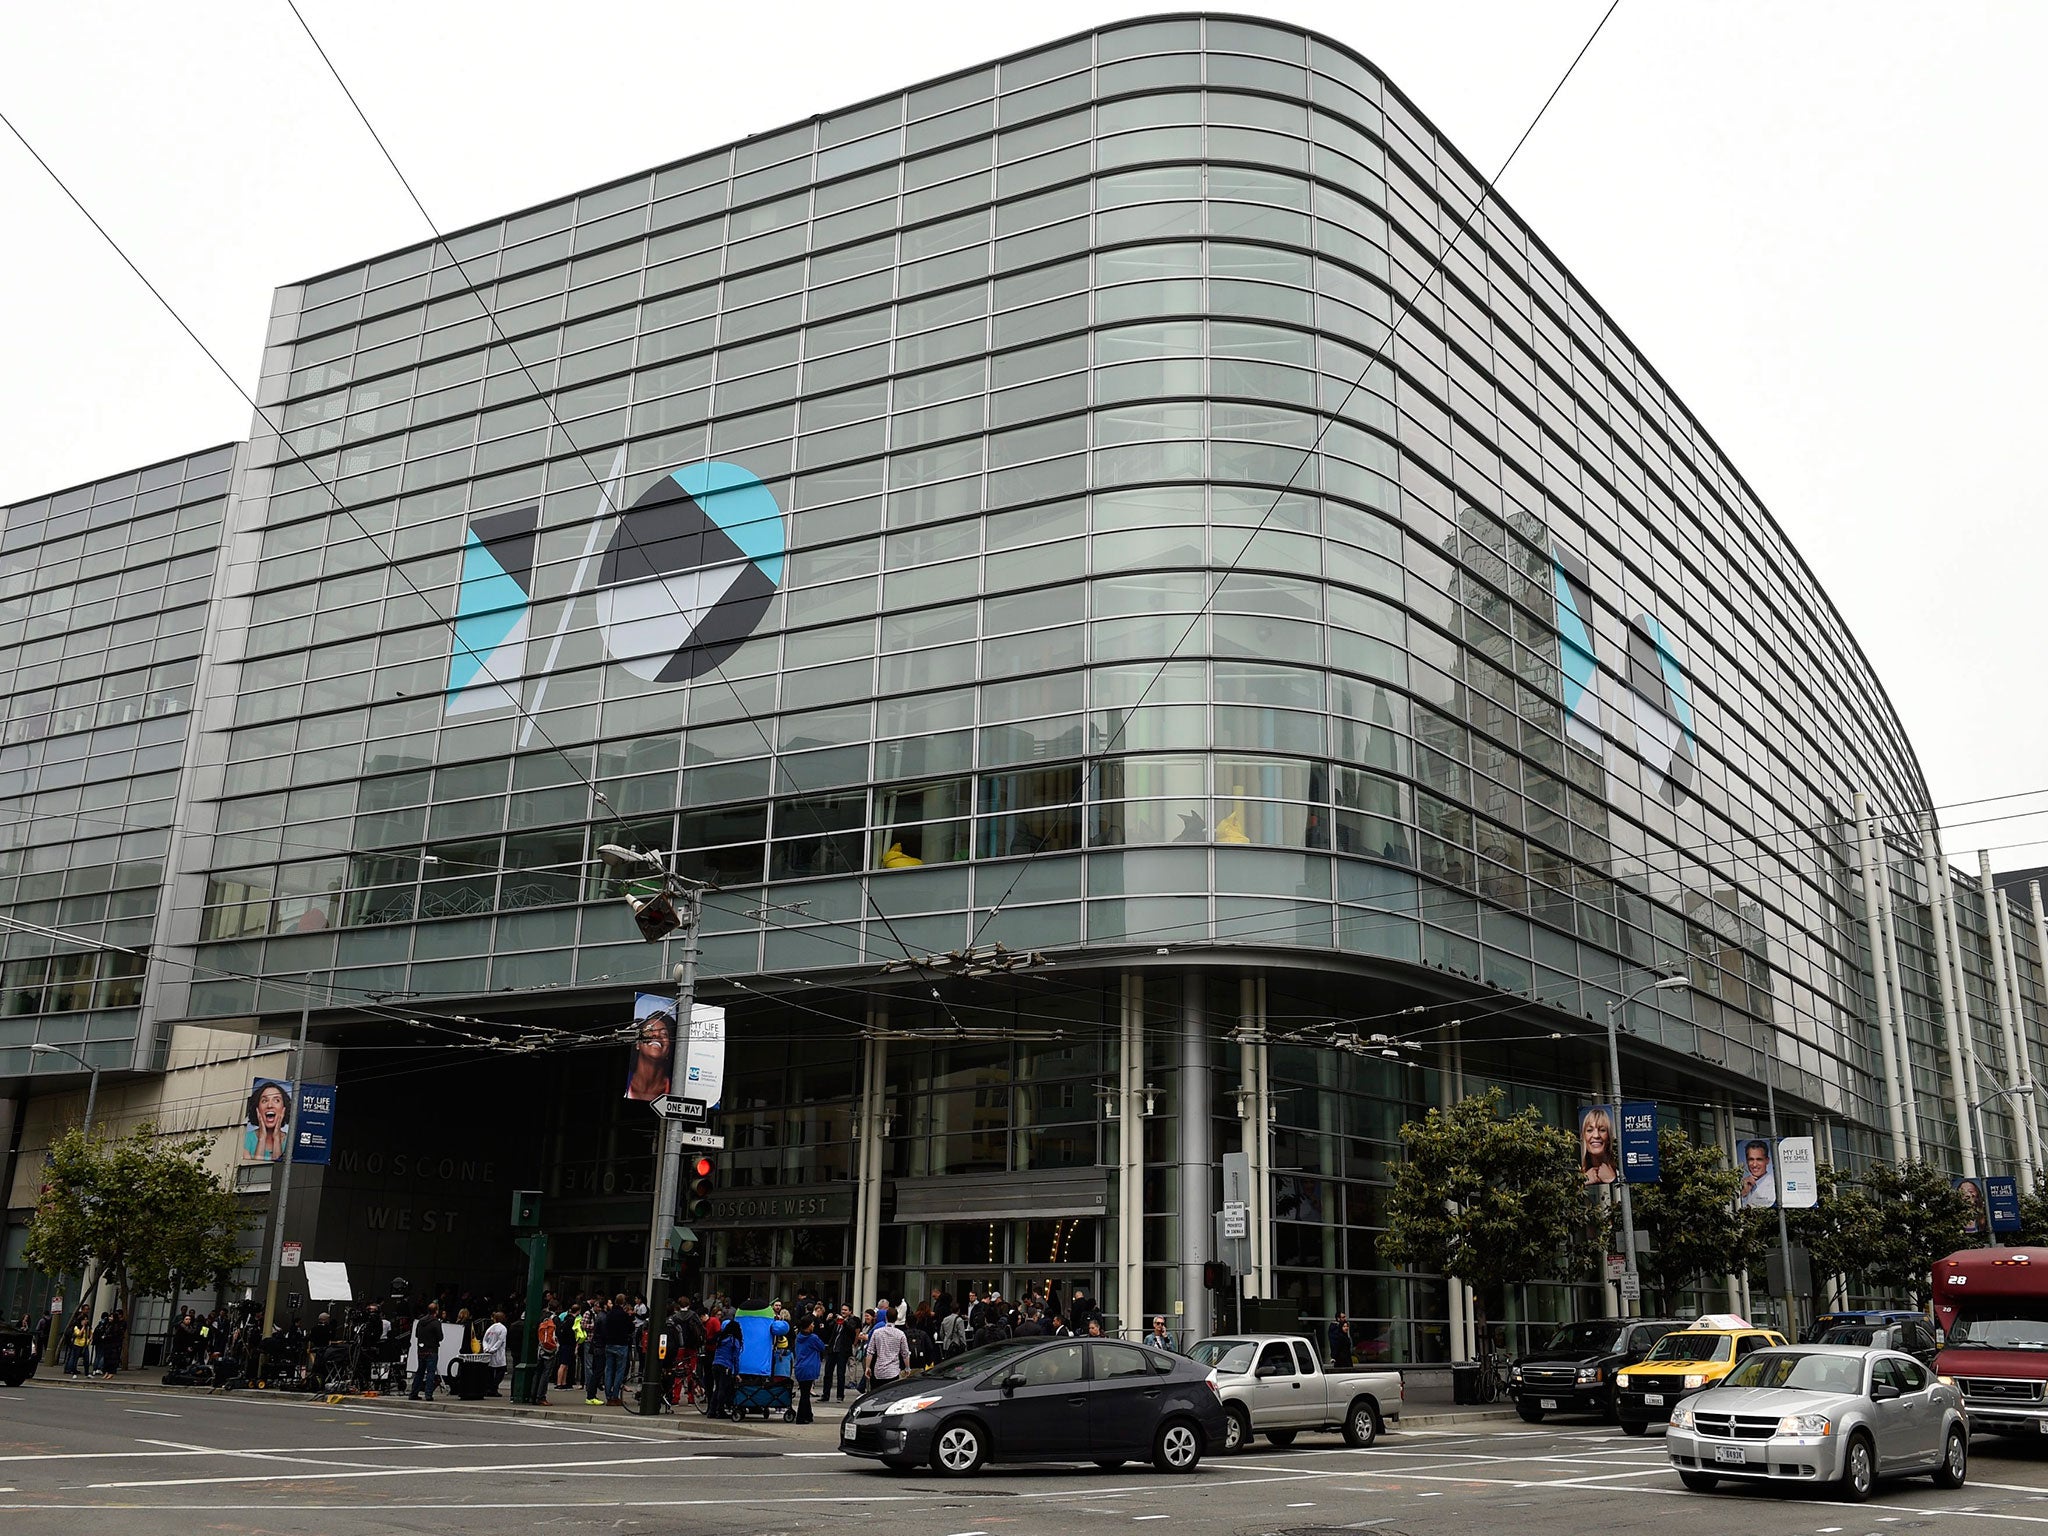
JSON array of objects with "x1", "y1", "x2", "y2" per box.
[{"x1": 6, "y1": 17, "x2": 2045, "y2": 1350}]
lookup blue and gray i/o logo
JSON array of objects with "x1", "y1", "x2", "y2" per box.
[{"x1": 446, "y1": 462, "x2": 786, "y2": 713}]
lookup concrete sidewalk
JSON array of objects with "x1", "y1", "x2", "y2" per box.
[{"x1": 29, "y1": 1369, "x2": 1518, "y2": 1442}]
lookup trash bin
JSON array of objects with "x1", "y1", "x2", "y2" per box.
[
  {"x1": 1450, "y1": 1362, "x2": 1481, "y2": 1405},
  {"x1": 450, "y1": 1356, "x2": 491, "y2": 1401}
]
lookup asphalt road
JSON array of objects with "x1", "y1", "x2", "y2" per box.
[{"x1": 7, "y1": 1381, "x2": 2048, "y2": 1535}]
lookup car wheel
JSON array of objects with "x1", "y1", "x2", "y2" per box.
[
  {"x1": 1933, "y1": 1424, "x2": 1968, "y2": 1489},
  {"x1": 1343, "y1": 1398, "x2": 1381, "y2": 1448},
  {"x1": 1266, "y1": 1429, "x2": 1297, "y2": 1447},
  {"x1": 1153, "y1": 1417, "x2": 1202, "y2": 1473},
  {"x1": 1222, "y1": 1405, "x2": 1251, "y2": 1455},
  {"x1": 1516, "y1": 1402, "x2": 1545, "y2": 1424},
  {"x1": 1620, "y1": 1419, "x2": 1647, "y2": 1437},
  {"x1": 931, "y1": 1420, "x2": 987, "y2": 1477},
  {"x1": 1093, "y1": 1458, "x2": 1125, "y2": 1470},
  {"x1": 1839, "y1": 1432, "x2": 1875, "y2": 1503},
  {"x1": 1678, "y1": 1470, "x2": 1718, "y2": 1492}
]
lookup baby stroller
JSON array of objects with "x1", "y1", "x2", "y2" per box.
[{"x1": 728, "y1": 1348, "x2": 796, "y2": 1422}]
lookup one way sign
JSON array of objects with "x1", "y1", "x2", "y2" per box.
[{"x1": 650, "y1": 1095, "x2": 706, "y2": 1121}]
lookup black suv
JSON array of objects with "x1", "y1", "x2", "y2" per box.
[
  {"x1": 0, "y1": 1319, "x2": 38, "y2": 1387},
  {"x1": 1511, "y1": 1318, "x2": 1688, "y2": 1422}
]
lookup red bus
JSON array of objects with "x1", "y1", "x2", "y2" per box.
[{"x1": 1933, "y1": 1247, "x2": 2048, "y2": 1436}]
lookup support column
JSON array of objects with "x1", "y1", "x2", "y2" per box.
[
  {"x1": 1443, "y1": 1025, "x2": 1467, "y2": 1363},
  {"x1": 1118, "y1": 974, "x2": 1146, "y2": 1337},
  {"x1": 1980, "y1": 854, "x2": 2035, "y2": 1188},
  {"x1": 1239, "y1": 975, "x2": 1272, "y2": 1300},
  {"x1": 1875, "y1": 851, "x2": 1923, "y2": 1159},
  {"x1": 1922, "y1": 816, "x2": 1978, "y2": 1176},
  {"x1": 851, "y1": 1006, "x2": 887, "y2": 1311},
  {"x1": 1944, "y1": 859, "x2": 1986, "y2": 1114},
  {"x1": 1993, "y1": 874, "x2": 2041, "y2": 1180},
  {"x1": 1988, "y1": 858, "x2": 2040, "y2": 1188},
  {"x1": 1855, "y1": 793, "x2": 1910, "y2": 1163},
  {"x1": 1715, "y1": 1100, "x2": 1741, "y2": 1314},
  {"x1": 2029, "y1": 881, "x2": 2048, "y2": 1162},
  {"x1": 1176, "y1": 971, "x2": 1211, "y2": 1344}
]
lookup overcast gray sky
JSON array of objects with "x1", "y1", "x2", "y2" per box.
[{"x1": 2, "y1": 2, "x2": 2041, "y2": 865}]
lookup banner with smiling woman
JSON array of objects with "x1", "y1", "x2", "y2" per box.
[
  {"x1": 624, "y1": 993, "x2": 677, "y2": 1101},
  {"x1": 242, "y1": 1077, "x2": 292, "y2": 1163},
  {"x1": 1577, "y1": 1104, "x2": 1618, "y2": 1186}
]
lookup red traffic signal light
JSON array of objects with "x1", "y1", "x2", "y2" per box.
[
  {"x1": 1203, "y1": 1260, "x2": 1234, "y2": 1292},
  {"x1": 687, "y1": 1155, "x2": 717, "y2": 1220}
]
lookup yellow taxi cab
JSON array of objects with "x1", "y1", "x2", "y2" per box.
[{"x1": 1613, "y1": 1314, "x2": 1787, "y2": 1434}]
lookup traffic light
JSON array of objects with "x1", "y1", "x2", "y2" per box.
[
  {"x1": 1203, "y1": 1259, "x2": 1234, "y2": 1293},
  {"x1": 686, "y1": 1154, "x2": 717, "y2": 1221}
]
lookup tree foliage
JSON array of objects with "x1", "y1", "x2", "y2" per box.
[
  {"x1": 23, "y1": 1123, "x2": 246, "y2": 1314},
  {"x1": 1787, "y1": 1163, "x2": 1883, "y2": 1307},
  {"x1": 1378, "y1": 1089, "x2": 1608, "y2": 1301},
  {"x1": 1627, "y1": 1128, "x2": 1769, "y2": 1314},
  {"x1": 1860, "y1": 1161, "x2": 1970, "y2": 1308}
]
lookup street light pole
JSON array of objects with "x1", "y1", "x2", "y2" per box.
[
  {"x1": 30, "y1": 1043, "x2": 101, "y2": 1371},
  {"x1": 594, "y1": 842, "x2": 708, "y2": 1417},
  {"x1": 1604, "y1": 976, "x2": 1689, "y2": 1318},
  {"x1": 1759, "y1": 1042, "x2": 1797, "y2": 1333},
  {"x1": 1969, "y1": 1081, "x2": 2034, "y2": 1249}
]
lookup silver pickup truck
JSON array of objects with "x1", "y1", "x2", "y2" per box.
[{"x1": 1189, "y1": 1334, "x2": 1403, "y2": 1453}]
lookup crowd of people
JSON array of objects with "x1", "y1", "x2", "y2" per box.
[{"x1": 15, "y1": 1277, "x2": 1141, "y2": 1409}]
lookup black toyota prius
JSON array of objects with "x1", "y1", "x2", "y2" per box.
[{"x1": 841, "y1": 1338, "x2": 1226, "y2": 1476}]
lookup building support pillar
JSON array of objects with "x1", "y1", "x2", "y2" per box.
[
  {"x1": 851, "y1": 1003, "x2": 887, "y2": 1310},
  {"x1": 1237, "y1": 975, "x2": 1271, "y2": 1300},
  {"x1": 1981, "y1": 853, "x2": 2036, "y2": 1190},
  {"x1": 1875, "y1": 848, "x2": 1923, "y2": 1159},
  {"x1": 1855, "y1": 793, "x2": 1910, "y2": 1163},
  {"x1": 1992, "y1": 872, "x2": 2042, "y2": 1175},
  {"x1": 2029, "y1": 881, "x2": 2048, "y2": 1165},
  {"x1": 1117, "y1": 974, "x2": 1146, "y2": 1337},
  {"x1": 1922, "y1": 816, "x2": 1977, "y2": 1176},
  {"x1": 1176, "y1": 971, "x2": 1211, "y2": 1345}
]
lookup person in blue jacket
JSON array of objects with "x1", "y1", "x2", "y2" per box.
[
  {"x1": 710, "y1": 1311, "x2": 743, "y2": 1419},
  {"x1": 791, "y1": 1319, "x2": 825, "y2": 1424}
]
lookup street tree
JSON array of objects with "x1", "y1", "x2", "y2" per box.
[
  {"x1": 24, "y1": 1123, "x2": 246, "y2": 1365},
  {"x1": 1379, "y1": 1089, "x2": 1608, "y2": 1343},
  {"x1": 1860, "y1": 1161, "x2": 1970, "y2": 1308},
  {"x1": 1788, "y1": 1163, "x2": 1882, "y2": 1308},
  {"x1": 1627, "y1": 1128, "x2": 1769, "y2": 1314}
]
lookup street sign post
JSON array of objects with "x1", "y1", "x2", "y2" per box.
[
  {"x1": 1619, "y1": 1272, "x2": 1642, "y2": 1303},
  {"x1": 677, "y1": 1128, "x2": 726, "y2": 1149},
  {"x1": 650, "y1": 1095, "x2": 705, "y2": 1121},
  {"x1": 1222, "y1": 1200, "x2": 1248, "y2": 1239}
]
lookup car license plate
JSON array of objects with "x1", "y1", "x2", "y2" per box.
[
  {"x1": 1644, "y1": 1393, "x2": 1665, "y2": 1406},
  {"x1": 841, "y1": 1420, "x2": 856, "y2": 1442},
  {"x1": 1539, "y1": 1399, "x2": 1558, "y2": 1410},
  {"x1": 1713, "y1": 1446, "x2": 1746, "y2": 1464}
]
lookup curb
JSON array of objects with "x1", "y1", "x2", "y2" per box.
[{"x1": 25, "y1": 1373, "x2": 771, "y2": 1440}]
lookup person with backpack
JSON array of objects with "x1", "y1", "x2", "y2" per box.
[
  {"x1": 674, "y1": 1298, "x2": 706, "y2": 1406},
  {"x1": 792, "y1": 1318, "x2": 824, "y2": 1423},
  {"x1": 408, "y1": 1303, "x2": 444, "y2": 1401}
]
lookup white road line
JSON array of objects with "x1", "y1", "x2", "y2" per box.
[
  {"x1": 121, "y1": 1409, "x2": 179, "y2": 1418},
  {"x1": 1133, "y1": 1518, "x2": 1170, "y2": 1523},
  {"x1": 0, "y1": 1438, "x2": 661, "y2": 1464}
]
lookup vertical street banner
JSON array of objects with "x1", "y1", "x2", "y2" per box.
[
  {"x1": 1988, "y1": 1175, "x2": 2022, "y2": 1233},
  {"x1": 1738, "y1": 1137, "x2": 1779, "y2": 1207},
  {"x1": 242, "y1": 1077, "x2": 291, "y2": 1164},
  {"x1": 1620, "y1": 1101, "x2": 1660, "y2": 1182},
  {"x1": 683, "y1": 1002, "x2": 727, "y2": 1110},
  {"x1": 1957, "y1": 1176, "x2": 1985, "y2": 1235},
  {"x1": 1576, "y1": 1104, "x2": 1618, "y2": 1186},
  {"x1": 294, "y1": 1083, "x2": 337, "y2": 1166},
  {"x1": 625, "y1": 993, "x2": 678, "y2": 1101},
  {"x1": 1776, "y1": 1136, "x2": 1817, "y2": 1208}
]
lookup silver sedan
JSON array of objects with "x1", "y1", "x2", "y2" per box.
[{"x1": 1665, "y1": 1345, "x2": 1968, "y2": 1502}]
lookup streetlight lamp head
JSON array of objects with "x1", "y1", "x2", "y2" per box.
[
  {"x1": 1652, "y1": 976, "x2": 1690, "y2": 990},
  {"x1": 596, "y1": 844, "x2": 659, "y2": 873},
  {"x1": 29, "y1": 1042, "x2": 56, "y2": 1054}
]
